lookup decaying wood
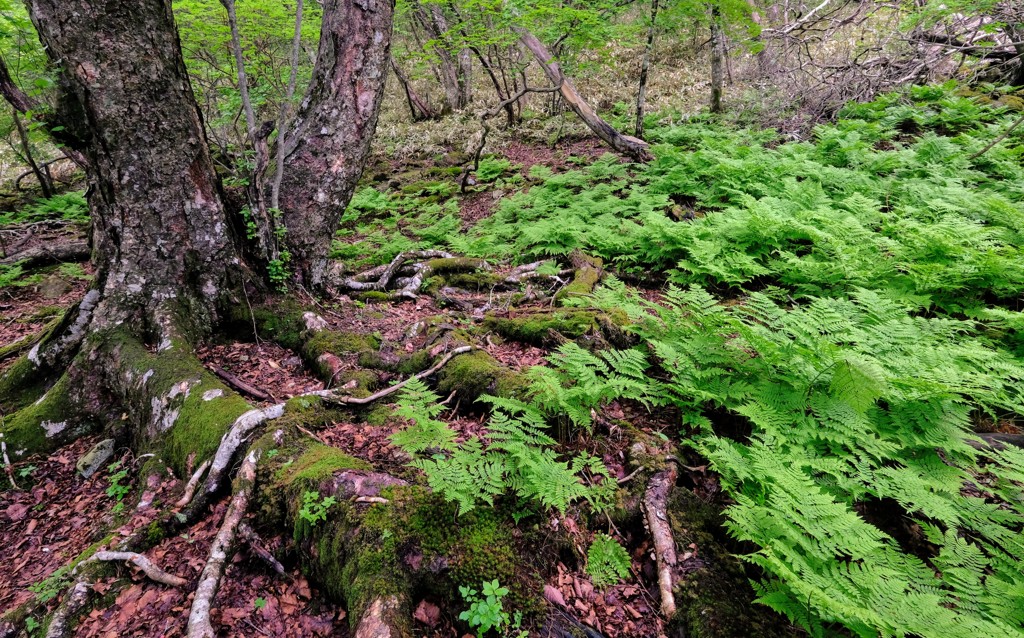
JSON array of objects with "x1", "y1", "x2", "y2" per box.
[
  {"x1": 643, "y1": 465, "x2": 678, "y2": 618},
  {"x1": 238, "y1": 522, "x2": 287, "y2": 577},
  {"x1": 89, "y1": 551, "x2": 188, "y2": 587},
  {"x1": 44, "y1": 580, "x2": 91, "y2": 638},
  {"x1": 0, "y1": 241, "x2": 90, "y2": 267},
  {"x1": 187, "y1": 449, "x2": 260, "y2": 638},
  {"x1": 321, "y1": 345, "x2": 473, "y2": 405},
  {"x1": 515, "y1": 27, "x2": 652, "y2": 162},
  {"x1": 175, "y1": 458, "x2": 212, "y2": 509}
]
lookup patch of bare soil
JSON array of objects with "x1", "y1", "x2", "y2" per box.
[
  {"x1": 0, "y1": 262, "x2": 91, "y2": 348},
  {"x1": 503, "y1": 136, "x2": 609, "y2": 176},
  {"x1": 198, "y1": 341, "x2": 324, "y2": 403}
]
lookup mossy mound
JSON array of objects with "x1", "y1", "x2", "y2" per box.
[
  {"x1": 666, "y1": 488, "x2": 792, "y2": 638},
  {"x1": 435, "y1": 349, "x2": 529, "y2": 401},
  {"x1": 483, "y1": 309, "x2": 607, "y2": 347}
]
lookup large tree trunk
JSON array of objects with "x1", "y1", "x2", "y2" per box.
[
  {"x1": 25, "y1": 0, "x2": 241, "y2": 337},
  {"x1": 276, "y1": 0, "x2": 395, "y2": 288},
  {"x1": 515, "y1": 27, "x2": 652, "y2": 162},
  {"x1": 1, "y1": 1, "x2": 405, "y2": 635}
]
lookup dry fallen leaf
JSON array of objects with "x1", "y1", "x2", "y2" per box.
[
  {"x1": 544, "y1": 584, "x2": 567, "y2": 607},
  {"x1": 413, "y1": 599, "x2": 440, "y2": 627}
]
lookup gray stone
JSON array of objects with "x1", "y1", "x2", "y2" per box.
[{"x1": 76, "y1": 438, "x2": 116, "y2": 478}]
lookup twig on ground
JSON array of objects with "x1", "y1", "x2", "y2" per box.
[
  {"x1": 211, "y1": 365, "x2": 272, "y2": 402},
  {"x1": 642, "y1": 466, "x2": 679, "y2": 618},
  {"x1": 187, "y1": 449, "x2": 261, "y2": 638},
  {"x1": 319, "y1": 346, "x2": 473, "y2": 405},
  {"x1": 88, "y1": 551, "x2": 188, "y2": 587},
  {"x1": 175, "y1": 458, "x2": 212, "y2": 509}
]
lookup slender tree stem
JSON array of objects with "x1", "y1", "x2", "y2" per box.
[{"x1": 271, "y1": 0, "x2": 303, "y2": 212}]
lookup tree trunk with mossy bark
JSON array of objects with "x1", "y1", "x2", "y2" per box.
[
  {"x1": 276, "y1": 0, "x2": 395, "y2": 288},
  {"x1": 0, "y1": 0, "x2": 403, "y2": 635}
]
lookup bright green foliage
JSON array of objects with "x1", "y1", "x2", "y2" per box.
[
  {"x1": 0, "y1": 191, "x2": 89, "y2": 225},
  {"x1": 105, "y1": 460, "x2": 131, "y2": 514},
  {"x1": 450, "y1": 85, "x2": 1024, "y2": 315},
  {"x1": 298, "y1": 490, "x2": 336, "y2": 527},
  {"x1": 543, "y1": 279, "x2": 1024, "y2": 637},
  {"x1": 586, "y1": 534, "x2": 631, "y2": 588},
  {"x1": 391, "y1": 379, "x2": 614, "y2": 514},
  {"x1": 527, "y1": 343, "x2": 654, "y2": 430},
  {"x1": 458, "y1": 579, "x2": 525, "y2": 638}
]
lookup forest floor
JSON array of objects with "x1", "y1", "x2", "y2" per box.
[
  {"x1": 0, "y1": 134, "x2": 689, "y2": 638},
  {"x1": 4, "y1": 86, "x2": 1024, "y2": 638}
]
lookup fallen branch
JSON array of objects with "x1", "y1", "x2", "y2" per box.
[
  {"x1": 175, "y1": 458, "x2": 212, "y2": 509},
  {"x1": 969, "y1": 111, "x2": 1024, "y2": 160},
  {"x1": 239, "y1": 522, "x2": 287, "y2": 578},
  {"x1": 320, "y1": 345, "x2": 473, "y2": 405},
  {"x1": 187, "y1": 448, "x2": 260, "y2": 638},
  {"x1": 642, "y1": 466, "x2": 678, "y2": 618},
  {"x1": 211, "y1": 365, "x2": 273, "y2": 402},
  {"x1": 89, "y1": 551, "x2": 188, "y2": 587}
]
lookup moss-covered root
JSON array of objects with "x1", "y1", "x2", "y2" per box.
[
  {"x1": 252, "y1": 426, "x2": 413, "y2": 638},
  {"x1": 435, "y1": 347, "x2": 529, "y2": 401},
  {"x1": 483, "y1": 308, "x2": 633, "y2": 349},
  {"x1": 665, "y1": 488, "x2": 792, "y2": 638},
  {"x1": 0, "y1": 373, "x2": 93, "y2": 461},
  {"x1": 555, "y1": 253, "x2": 604, "y2": 305}
]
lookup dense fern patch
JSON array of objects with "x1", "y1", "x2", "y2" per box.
[
  {"x1": 370, "y1": 85, "x2": 1024, "y2": 636},
  {"x1": 494, "y1": 86, "x2": 1024, "y2": 637}
]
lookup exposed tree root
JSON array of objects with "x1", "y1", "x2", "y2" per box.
[
  {"x1": 43, "y1": 580, "x2": 91, "y2": 638},
  {"x1": 88, "y1": 551, "x2": 188, "y2": 587},
  {"x1": 320, "y1": 345, "x2": 473, "y2": 405},
  {"x1": 238, "y1": 522, "x2": 287, "y2": 578},
  {"x1": 187, "y1": 448, "x2": 260, "y2": 638},
  {"x1": 643, "y1": 466, "x2": 679, "y2": 619},
  {"x1": 175, "y1": 458, "x2": 212, "y2": 509},
  {"x1": 186, "y1": 404, "x2": 284, "y2": 522},
  {"x1": 338, "y1": 250, "x2": 454, "y2": 293}
]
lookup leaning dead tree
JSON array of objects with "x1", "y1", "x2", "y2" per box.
[{"x1": 515, "y1": 27, "x2": 653, "y2": 161}]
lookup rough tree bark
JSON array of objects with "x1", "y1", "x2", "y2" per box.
[
  {"x1": 515, "y1": 27, "x2": 652, "y2": 161},
  {"x1": 635, "y1": 0, "x2": 660, "y2": 138},
  {"x1": 709, "y1": 5, "x2": 725, "y2": 114},
  {"x1": 276, "y1": 0, "x2": 395, "y2": 288},
  {"x1": 0, "y1": 0, "x2": 400, "y2": 634}
]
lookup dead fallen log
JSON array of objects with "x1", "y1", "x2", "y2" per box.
[{"x1": 0, "y1": 240, "x2": 89, "y2": 267}]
